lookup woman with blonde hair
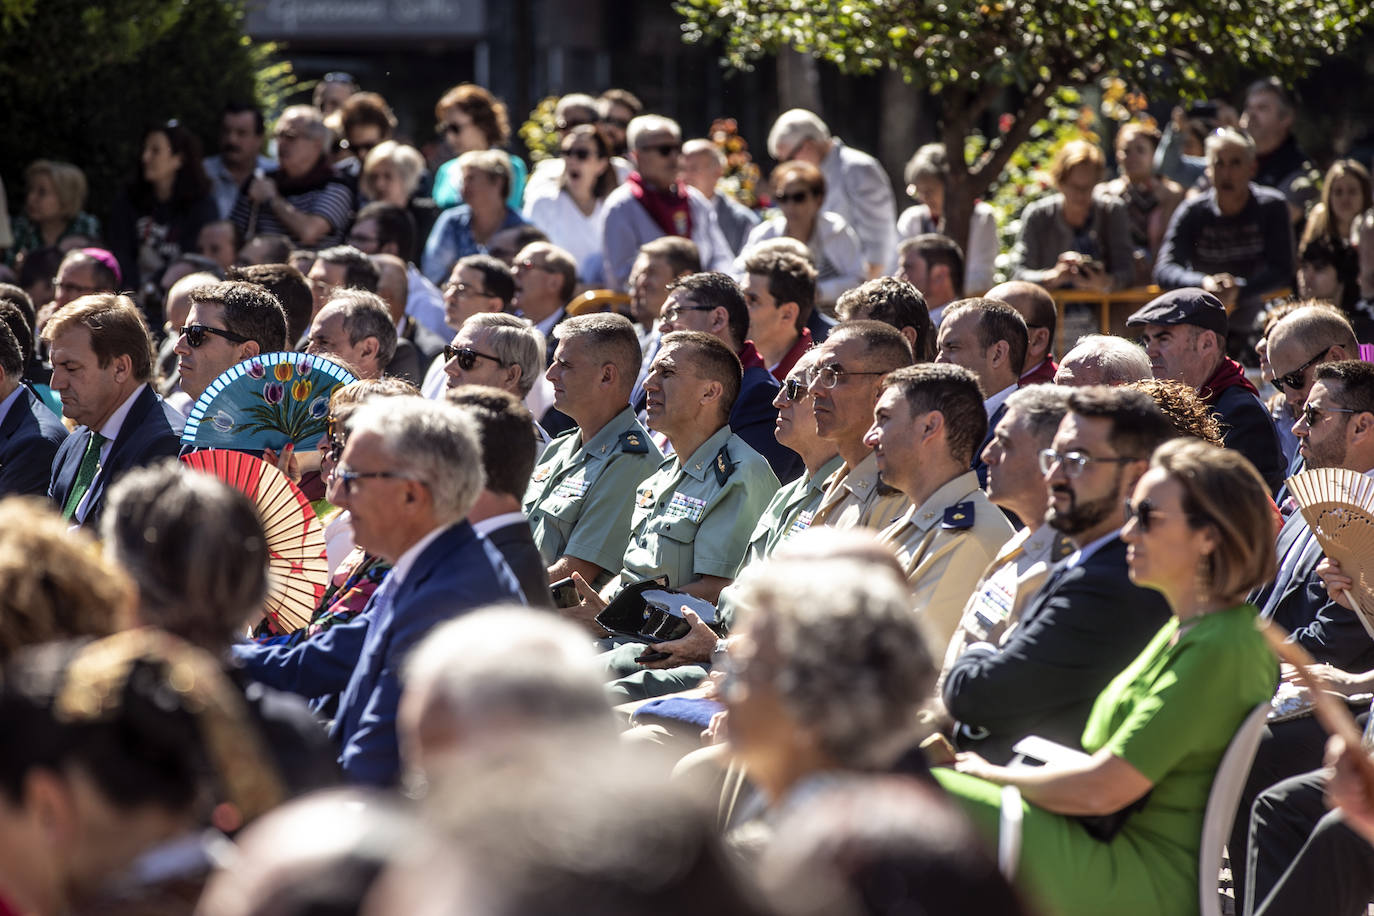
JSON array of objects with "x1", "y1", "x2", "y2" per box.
[
  {"x1": 935, "y1": 438, "x2": 1277, "y2": 916},
  {"x1": 361, "y1": 140, "x2": 440, "y2": 254},
  {"x1": 1010, "y1": 139, "x2": 1134, "y2": 291},
  {"x1": 7, "y1": 160, "x2": 101, "y2": 265}
]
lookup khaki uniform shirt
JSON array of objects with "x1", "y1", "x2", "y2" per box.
[
  {"x1": 523, "y1": 407, "x2": 662, "y2": 579},
  {"x1": 878, "y1": 471, "x2": 1015, "y2": 647},
  {"x1": 811, "y1": 450, "x2": 911, "y2": 531},
  {"x1": 616, "y1": 425, "x2": 780, "y2": 593}
]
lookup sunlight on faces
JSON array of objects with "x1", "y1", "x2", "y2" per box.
[
  {"x1": 1043, "y1": 413, "x2": 1132, "y2": 538},
  {"x1": 862, "y1": 385, "x2": 923, "y2": 495},
  {"x1": 1122, "y1": 468, "x2": 1215, "y2": 594},
  {"x1": 49, "y1": 326, "x2": 130, "y2": 429},
  {"x1": 806, "y1": 336, "x2": 883, "y2": 445}
]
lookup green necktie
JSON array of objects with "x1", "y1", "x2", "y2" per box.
[{"x1": 62, "y1": 430, "x2": 107, "y2": 520}]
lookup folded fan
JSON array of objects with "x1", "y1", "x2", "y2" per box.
[
  {"x1": 180, "y1": 449, "x2": 329, "y2": 633},
  {"x1": 181, "y1": 351, "x2": 356, "y2": 452},
  {"x1": 1287, "y1": 466, "x2": 1374, "y2": 640}
]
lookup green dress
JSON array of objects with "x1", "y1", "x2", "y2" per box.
[{"x1": 935, "y1": 603, "x2": 1276, "y2": 916}]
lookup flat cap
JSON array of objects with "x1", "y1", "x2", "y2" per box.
[{"x1": 1125, "y1": 287, "x2": 1228, "y2": 337}]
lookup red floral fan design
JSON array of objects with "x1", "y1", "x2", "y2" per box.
[{"x1": 181, "y1": 449, "x2": 328, "y2": 632}]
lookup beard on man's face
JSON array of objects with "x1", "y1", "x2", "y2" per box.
[{"x1": 1045, "y1": 479, "x2": 1120, "y2": 537}]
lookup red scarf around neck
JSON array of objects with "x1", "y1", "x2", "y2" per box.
[
  {"x1": 626, "y1": 171, "x2": 692, "y2": 239},
  {"x1": 1199, "y1": 356, "x2": 1259, "y2": 405}
]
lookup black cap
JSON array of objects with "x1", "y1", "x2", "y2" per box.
[{"x1": 1125, "y1": 287, "x2": 1228, "y2": 337}]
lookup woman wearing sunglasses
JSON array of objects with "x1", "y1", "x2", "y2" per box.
[
  {"x1": 431, "y1": 83, "x2": 527, "y2": 212},
  {"x1": 735, "y1": 160, "x2": 863, "y2": 309},
  {"x1": 523, "y1": 125, "x2": 617, "y2": 284},
  {"x1": 935, "y1": 438, "x2": 1277, "y2": 916}
]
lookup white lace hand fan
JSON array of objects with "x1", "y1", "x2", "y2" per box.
[{"x1": 1287, "y1": 466, "x2": 1374, "y2": 641}]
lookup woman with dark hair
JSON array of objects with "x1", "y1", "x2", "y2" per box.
[
  {"x1": 523, "y1": 124, "x2": 618, "y2": 282},
  {"x1": 935, "y1": 439, "x2": 1277, "y2": 916},
  {"x1": 431, "y1": 83, "x2": 527, "y2": 211},
  {"x1": 108, "y1": 120, "x2": 218, "y2": 316},
  {"x1": 0, "y1": 630, "x2": 285, "y2": 915}
]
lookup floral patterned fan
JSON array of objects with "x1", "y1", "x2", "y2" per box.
[
  {"x1": 181, "y1": 352, "x2": 356, "y2": 452},
  {"x1": 1288, "y1": 466, "x2": 1374, "y2": 641},
  {"x1": 181, "y1": 448, "x2": 329, "y2": 633}
]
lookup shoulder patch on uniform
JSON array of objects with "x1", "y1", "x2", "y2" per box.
[
  {"x1": 713, "y1": 444, "x2": 737, "y2": 485},
  {"x1": 619, "y1": 430, "x2": 649, "y2": 454},
  {"x1": 942, "y1": 501, "x2": 975, "y2": 530}
]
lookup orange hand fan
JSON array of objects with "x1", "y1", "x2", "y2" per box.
[
  {"x1": 1286, "y1": 466, "x2": 1374, "y2": 641},
  {"x1": 181, "y1": 449, "x2": 329, "y2": 632}
]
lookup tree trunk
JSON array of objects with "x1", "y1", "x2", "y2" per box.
[
  {"x1": 878, "y1": 66, "x2": 918, "y2": 195},
  {"x1": 776, "y1": 48, "x2": 822, "y2": 114}
]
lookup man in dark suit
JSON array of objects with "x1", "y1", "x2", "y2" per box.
[
  {"x1": 1230, "y1": 358, "x2": 1374, "y2": 903},
  {"x1": 43, "y1": 294, "x2": 183, "y2": 528},
  {"x1": 1128, "y1": 287, "x2": 1286, "y2": 491},
  {"x1": 0, "y1": 322, "x2": 66, "y2": 496},
  {"x1": 935, "y1": 297, "x2": 1029, "y2": 488},
  {"x1": 942, "y1": 386, "x2": 1176, "y2": 763},
  {"x1": 657, "y1": 271, "x2": 800, "y2": 481},
  {"x1": 234, "y1": 396, "x2": 524, "y2": 786},
  {"x1": 445, "y1": 385, "x2": 553, "y2": 607}
]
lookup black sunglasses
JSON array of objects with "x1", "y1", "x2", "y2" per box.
[
  {"x1": 444, "y1": 345, "x2": 504, "y2": 370},
  {"x1": 1124, "y1": 498, "x2": 1203, "y2": 533},
  {"x1": 637, "y1": 143, "x2": 681, "y2": 158},
  {"x1": 600, "y1": 116, "x2": 631, "y2": 130},
  {"x1": 1275, "y1": 347, "x2": 1331, "y2": 393},
  {"x1": 181, "y1": 324, "x2": 251, "y2": 349},
  {"x1": 561, "y1": 147, "x2": 596, "y2": 161},
  {"x1": 781, "y1": 378, "x2": 810, "y2": 402},
  {"x1": 776, "y1": 190, "x2": 816, "y2": 205}
]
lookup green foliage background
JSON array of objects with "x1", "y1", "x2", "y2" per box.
[{"x1": 0, "y1": 0, "x2": 292, "y2": 226}]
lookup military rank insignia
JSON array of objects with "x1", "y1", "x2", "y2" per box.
[
  {"x1": 619, "y1": 431, "x2": 649, "y2": 454},
  {"x1": 942, "y1": 501, "x2": 976, "y2": 530}
]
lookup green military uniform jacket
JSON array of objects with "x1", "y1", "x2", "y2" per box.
[
  {"x1": 714, "y1": 453, "x2": 844, "y2": 629},
  {"x1": 811, "y1": 450, "x2": 911, "y2": 531},
  {"x1": 878, "y1": 470, "x2": 1015, "y2": 647},
  {"x1": 615, "y1": 425, "x2": 779, "y2": 593},
  {"x1": 523, "y1": 406, "x2": 662, "y2": 580}
]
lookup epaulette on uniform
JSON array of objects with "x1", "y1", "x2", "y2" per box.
[
  {"x1": 942, "y1": 500, "x2": 975, "y2": 530},
  {"x1": 713, "y1": 444, "x2": 737, "y2": 485},
  {"x1": 619, "y1": 430, "x2": 649, "y2": 454}
]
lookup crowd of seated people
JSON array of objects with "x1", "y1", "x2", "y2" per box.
[{"x1": 5, "y1": 68, "x2": 1374, "y2": 916}]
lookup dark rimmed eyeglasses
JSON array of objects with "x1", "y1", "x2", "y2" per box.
[
  {"x1": 1038, "y1": 449, "x2": 1141, "y2": 478},
  {"x1": 1300, "y1": 403, "x2": 1360, "y2": 427},
  {"x1": 813, "y1": 364, "x2": 887, "y2": 389},
  {"x1": 180, "y1": 325, "x2": 251, "y2": 349},
  {"x1": 332, "y1": 467, "x2": 417, "y2": 495},
  {"x1": 1275, "y1": 347, "x2": 1332, "y2": 393},
  {"x1": 662, "y1": 304, "x2": 716, "y2": 322},
  {"x1": 1124, "y1": 498, "x2": 1204, "y2": 533},
  {"x1": 444, "y1": 345, "x2": 504, "y2": 370}
]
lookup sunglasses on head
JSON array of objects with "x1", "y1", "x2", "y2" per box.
[
  {"x1": 1124, "y1": 498, "x2": 1203, "y2": 533},
  {"x1": 775, "y1": 190, "x2": 815, "y2": 205},
  {"x1": 444, "y1": 345, "x2": 504, "y2": 371},
  {"x1": 181, "y1": 325, "x2": 251, "y2": 349},
  {"x1": 1275, "y1": 347, "x2": 1332, "y2": 393}
]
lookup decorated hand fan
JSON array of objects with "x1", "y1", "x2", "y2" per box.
[
  {"x1": 181, "y1": 449, "x2": 329, "y2": 633},
  {"x1": 181, "y1": 352, "x2": 356, "y2": 452},
  {"x1": 1287, "y1": 466, "x2": 1374, "y2": 640}
]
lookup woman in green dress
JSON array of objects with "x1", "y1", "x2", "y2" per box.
[{"x1": 935, "y1": 437, "x2": 1278, "y2": 915}]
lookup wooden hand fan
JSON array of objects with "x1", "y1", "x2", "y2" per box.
[
  {"x1": 1287, "y1": 466, "x2": 1374, "y2": 640},
  {"x1": 181, "y1": 352, "x2": 357, "y2": 453},
  {"x1": 181, "y1": 449, "x2": 329, "y2": 633}
]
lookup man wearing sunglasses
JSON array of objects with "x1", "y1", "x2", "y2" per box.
[
  {"x1": 601, "y1": 114, "x2": 732, "y2": 292},
  {"x1": 1263, "y1": 303, "x2": 1359, "y2": 485},
  {"x1": 174, "y1": 281, "x2": 288, "y2": 405},
  {"x1": 1127, "y1": 287, "x2": 1286, "y2": 492},
  {"x1": 863, "y1": 364, "x2": 1014, "y2": 644},
  {"x1": 943, "y1": 387, "x2": 1174, "y2": 763},
  {"x1": 1232, "y1": 359, "x2": 1374, "y2": 906}
]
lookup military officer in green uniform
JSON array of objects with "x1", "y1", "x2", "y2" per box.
[
  {"x1": 864, "y1": 364, "x2": 1014, "y2": 647},
  {"x1": 567, "y1": 331, "x2": 779, "y2": 695},
  {"x1": 523, "y1": 313, "x2": 662, "y2": 587},
  {"x1": 805, "y1": 320, "x2": 914, "y2": 530}
]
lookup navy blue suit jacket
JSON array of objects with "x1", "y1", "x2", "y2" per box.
[
  {"x1": 1253, "y1": 513, "x2": 1374, "y2": 670},
  {"x1": 943, "y1": 536, "x2": 1172, "y2": 763},
  {"x1": 47, "y1": 385, "x2": 182, "y2": 528},
  {"x1": 0, "y1": 385, "x2": 68, "y2": 497},
  {"x1": 731, "y1": 365, "x2": 800, "y2": 482}
]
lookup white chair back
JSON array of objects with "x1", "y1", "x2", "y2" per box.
[{"x1": 1199, "y1": 702, "x2": 1270, "y2": 916}]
